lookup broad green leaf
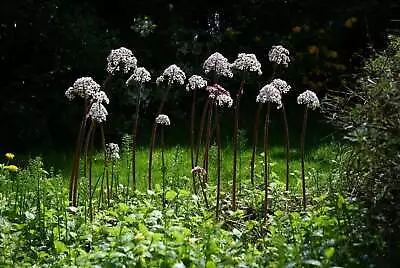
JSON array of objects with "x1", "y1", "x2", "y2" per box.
[
  {"x1": 54, "y1": 240, "x2": 68, "y2": 253},
  {"x1": 165, "y1": 190, "x2": 178, "y2": 201}
]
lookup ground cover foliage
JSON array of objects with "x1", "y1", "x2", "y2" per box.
[{"x1": 0, "y1": 148, "x2": 386, "y2": 267}]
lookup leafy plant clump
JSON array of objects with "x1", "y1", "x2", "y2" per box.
[
  {"x1": 323, "y1": 35, "x2": 400, "y2": 260},
  {"x1": 0, "y1": 155, "x2": 385, "y2": 267}
]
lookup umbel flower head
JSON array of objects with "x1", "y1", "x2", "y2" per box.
[
  {"x1": 297, "y1": 90, "x2": 320, "y2": 110},
  {"x1": 203, "y1": 52, "x2": 233, "y2": 78},
  {"x1": 256, "y1": 83, "x2": 282, "y2": 108},
  {"x1": 92, "y1": 91, "x2": 110, "y2": 104},
  {"x1": 207, "y1": 84, "x2": 233, "y2": 107},
  {"x1": 186, "y1": 75, "x2": 208, "y2": 91},
  {"x1": 65, "y1": 77, "x2": 101, "y2": 101},
  {"x1": 156, "y1": 64, "x2": 186, "y2": 86},
  {"x1": 191, "y1": 166, "x2": 207, "y2": 176},
  {"x1": 87, "y1": 101, "x2": 108, "y2": 123},
  {"x1": 126, "y1": 67, "x2": 151, "y2": 86},
  {"x1": 105, "y1": 143, "x2": 120, "y2": 161},
  {"x1": 107, "y1": 47, "x2": 137, "y2": 75},
  {"x1": 155, "y1": 114, "x2": 171, "y2": 126},
  {"x1": 231, "y1": 53, "x2": 262, "y2": 75},
  {"x1": 271, "y1": 79, "x2": 291, "y2": 94},
  {"x1": 268, "y1": 45, "x2": 290, "y2": 67}
]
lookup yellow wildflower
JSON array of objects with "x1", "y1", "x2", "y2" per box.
[
  {"x1": 5, "y1": 153, "x2": 15, "y2": 160},
  {"x1": 7, "y1": 165, "x2": 19, "y2": 172}
]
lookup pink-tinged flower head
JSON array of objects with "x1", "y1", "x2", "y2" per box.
[
  {"x1": 271, "y1": 78, "x2": 291, "y2": 94},
  {"x1": 87, "y1": 101, "x2": 108, "y2": 123},
  {"x1": 268, "y1": 45, "x2": 290, "y2": 67},
  {"x1": 203, "y1": 52, "x2": 233, "y2": 78},
  {"x1": 297, "y1": 90, "x2": 320, "y2": 110},
  {"x1": 231, "y1": 53, "x2": 262, "y2": 75},
  {"x1": 107, "y1": 47, "x2": 137, "y2": 75},
  {"x1": 186, "y1": 75, "x2": 208, "y2": 91},
  {"x1": 256, "y1": 83, "x2": 282, "y2": 108},
  {"x1": 191, "y1": 166, "x2": 207, "y2": 176},
  {"x1": 66, "y1": 77, "x2": 101, "y2": 100},
  {"x1": 206, "y1": 84, "x2": 233, "y2": 107},
  {"x1": 156, "y1": 64, "x2": 186, "y2": 86},
  {"x1": 155, "y1": 114, "x2": 171, "y2": 126},
  {"x1": 126, "y1": 67, "x2": 151, "y2": 85}
]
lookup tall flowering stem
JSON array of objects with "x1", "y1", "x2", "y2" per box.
[
  {"x1": 149, "y1": 65, "x2": 185, "y2": 190},
  {"x1": 271, "y1": 78, "x2": 292, "y2": 191},
  {"x1": 207, "y1": 84, "x2": 233, "y2": 217},
  {"x1": 186, "y1": 75, "x2": 207, "y2": 193},
  {"x1": 232, "y1": 73, "x2": 245, "y2": 210},
  {"x1": 215, "y1": 104, "x2": 221, "y2": 219},
  {"x1": 190, "y1": 89, "x2": 197, "y2": 192},
  {"x1": 66, "y1": 77, "x2": 107, "y2": 208},
  {"x1": 202, "y1": 101, "x2": 213, "y2": 183},
  {"x1": 155, "y1": 114, "x2": 170, "y2": 207},
  {"x1": 256, "y1": 83, "x2": 282, "y2": 219},
  {"x1": 250, "y1": 103, "x2": 263, "y2": 185},
  {"x1": 195, "y1": 99, "x2": 210, "y2": 166},
  {"x1": 231, "y1": 53, "x2": 262, "y2": 210},
  {"x1": 69, "y1": 103, "x2": 89, "y2": 207},
  {"x1": 282, "y1": 103, "x2": 290, "y2": 191},
  {"x1": 300, "y1": 106, "x2": 308, "y2": 210},
  {"x1": 263, "y1": 103, "x2": 271, "y2": 220},
  {"x1": 297, "y1": 90, "x2": 320, "y2": 210},
  {"x1": 126, "y1": 67, "x2": 151, "y2": 192}
]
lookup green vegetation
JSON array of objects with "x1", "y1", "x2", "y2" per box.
[{"x1": 0, "y1": 145, "x2": 385, "y2": 267}]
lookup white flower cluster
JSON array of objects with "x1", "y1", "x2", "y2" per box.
[
  {"x1": 65, "y1": 77, "x2": 101, "y2": 100},
  {"x1": 268, "y1": 45, "x2": 290, "y2": 67},
  {"x1": 107, "y1": 47, "x2": 137, "y2": 75},
  {"x1": 186, "y1": 75, "x2": 208, "y2": 91},
  {"x1": 256, "y1": 83, "x2": 282, "y2": 108},
  {"x1": 191, "y1": 166, "x2": 207, "y2": 176},
  {"x1": 92, "y1": 91, "x2": 110, "y2": 104},
  {"x1": 106, "y1": 143, "x2": 120, "y2": 161},
  {"x1": 297, "y1": 90, "x2": 320, "y2": 110},
  {"x1": 203, "y1": 52, "x2": 233, "y2": 78},
  {"x1": 231, "y1": 53, "x2": 262, "y2": 75},
  {"x1": 87, "y1": 101, "x2": 108, "y2": 123},
  {"x1": 207, "y1": 84, "x2": 233, "y2": 107},
  {"x1": 271, "y1": 78, "x2": 291, "y2": 94},
  {"x1": 156, "y1": 64, "x2": 186, "y2": 86},
  {"x1": 155, "y1": 114, "x2": 171, "y2": 126},
  {"x1": 126, "y1": 67, "x2": 151, "y2": 86}
]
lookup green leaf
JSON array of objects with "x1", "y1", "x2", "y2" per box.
[
  {"x1": 206, "y1": 260, "x2": 217, "y2": 268},
  {"x1": 165, "y1": 190, "x2": 178, "y2": 201},
  {"x1": 54, "y1": 240, "x2": 68, "y2": 253},
  {"x1": 324, "y1": 247, "x2": 335, "y2": 259}
]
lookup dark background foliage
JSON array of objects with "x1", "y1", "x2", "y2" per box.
[{"x1": 0, "y1": 0, "x2": 397, "y2": 151}]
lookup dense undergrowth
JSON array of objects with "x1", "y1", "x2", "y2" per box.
[{"x1": 0, "y1": 147, "x2": 387, "y2": 267}]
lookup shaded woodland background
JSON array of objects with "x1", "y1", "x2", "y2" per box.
[{"x1": 0, "y1": 0, "x2": 398, "y2": 151}]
